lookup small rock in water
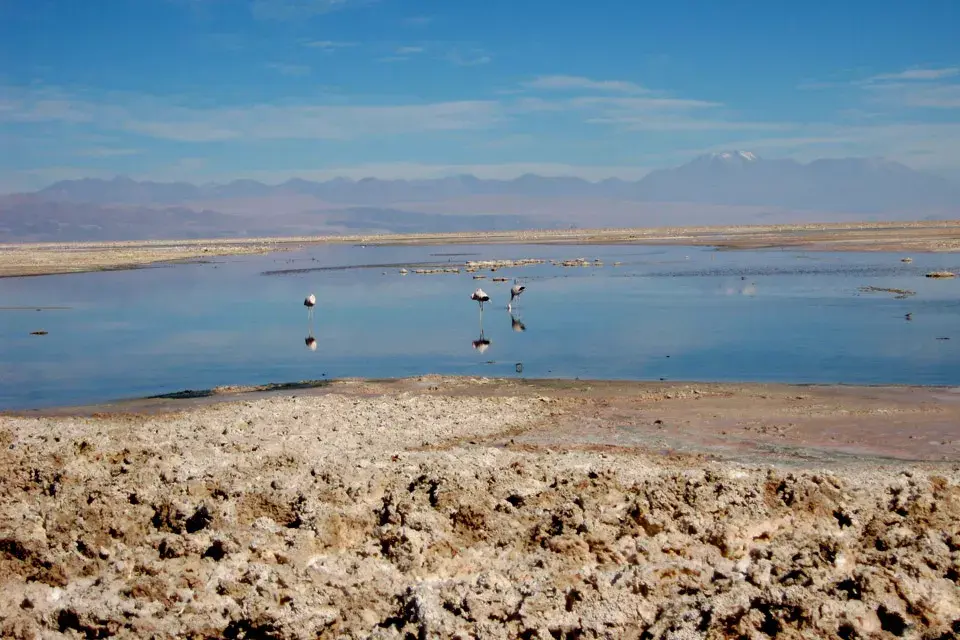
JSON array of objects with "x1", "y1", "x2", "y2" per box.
[{"x1": 30, "y1": 330, "x2": 48, "y2": 336}]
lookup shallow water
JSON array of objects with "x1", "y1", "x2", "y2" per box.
[{"x1": 2, "y1": 243, "x2": 959, "y2": 409}]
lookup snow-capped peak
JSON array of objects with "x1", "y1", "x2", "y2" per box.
[{"x1": 713, "y1": 150, "x2": 758, "y2": 162}]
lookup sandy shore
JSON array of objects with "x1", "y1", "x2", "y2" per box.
[
  {"x1": 3, "y1": 220, "x2": 960, "y2": 277},
  {"x1": 2, "y1": 377, "x2": 958, "y2": 638}
]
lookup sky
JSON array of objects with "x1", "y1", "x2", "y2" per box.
[{"x1": 1, "y1": 0, "x2": 958, "y2": 192}]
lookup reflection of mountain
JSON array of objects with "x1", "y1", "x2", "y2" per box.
[{"x1": 4, "y1": 153, "x2": 958, "y2": 241}]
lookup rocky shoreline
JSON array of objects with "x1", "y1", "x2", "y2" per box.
[{"x1": 1, "y1": 378, "x2": 958, "y2": 638}]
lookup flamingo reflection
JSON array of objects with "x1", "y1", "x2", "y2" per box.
[
  {"x1": 472, "y1": 334, "x2": 491, "y2": 353},
  {"x1": 510, "y1": 312, "x2": 526, "y2": 332},
  {"x1": 472, "y1": 292, "x2": 491, "y2": 352}
]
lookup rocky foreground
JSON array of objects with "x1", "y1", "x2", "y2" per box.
[{"x1": 1, "y1": 380, "x2": 959, "y2": 639}]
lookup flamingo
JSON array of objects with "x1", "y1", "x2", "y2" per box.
[
  {"x1": 470, "y1": 287, "x2": 490, "y2": 311},
  {"x1": 470, "y1": 288, "x2": 492, "y2": 352},
  {"x1": 508, "y1": 280, "x2": 525, "y2": 311},
  {"x1": 304, "y1": 293, "x2": 316, "y2": 318}
]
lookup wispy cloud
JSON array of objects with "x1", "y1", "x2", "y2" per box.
[
  {"x1": 512, "y1": 92, "x2": 765, "y2": 132},
  {"x1": 378, "y1": 45, "x2": 425, "y2": 63},
  {"x1": 303, "y1": 40, "x2": 357, "y2": 51},
  {"x1": 264, "y1": 62, "x2": 311, "y2": 76},
  {"x1": 868, "y1": 67, "x2": 959, "y2": 82},
  {"x1": 858, "y1": 66, "x2": 960, "y2": 110},
  {"x1": 206, "y1": 33, "x2": 246, "y2": 52},
  {"x1": 865, "y1": 82, "x2": 960, "y2": 109},
  {"x1": 795, "y1": 80, "x2": 846, "y2": 91},
  {"x1": 0, "y1": 86, "x2": 93, "y2": 123},
  {"x1": 525, "y1": 75, "x2": 648, "y2": 95},
  {"x1": 447, "y1": 50, "x2": 492, "y2": 66},
  {"x1": 0, "y1": 85, "x2": 503, "y2": 142},
  {"x1": 403, "y1": 15, "x2": 433, "y2": 27},
  {"x1": 586, "y1": 116, "x2": 789, "y2": 132},
  {"x1": 250, "y1": 0, "x2": 375, "y2": 21},
  {"x1": 76, "y1": 147, "x2": 142, "y2": 158},
  {"x1": 798, "y1": 67, "x2": 960, "y2": 90},
  {"x1": 222, "y1": 161, "x2": 653, "y2": 182},
  {"x1": 570, "y1": 96, "x2": 721, "y2": 111},
  {"x1": 798, "y1": 66, "x2": 960, "y2": 112}
]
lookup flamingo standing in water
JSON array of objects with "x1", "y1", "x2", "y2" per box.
[
  {"x1": 508, "y1": 280, "x2": 525, "y2": 312},
  {"x1": 304, "y1": 293, "x2": 318, "y2": 349},
  {"x1": 470, "y1": 288, "x2": 492, "y2": 352},
  {"x1": 470, "y1": 287, "x2": 490, "y2": 310}
]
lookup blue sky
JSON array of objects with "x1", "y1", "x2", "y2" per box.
[{"x1": 1, "y1": 0, "x2": 958, "y2": 191}]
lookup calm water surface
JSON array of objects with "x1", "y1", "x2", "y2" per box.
[{"x1": 2, "y1": 243, "x2": 959, "y2": 409}]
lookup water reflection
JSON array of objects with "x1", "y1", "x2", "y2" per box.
[
  {"x1": 472, "y1": 334, "x2": 491, "y2": 353},
  {"x1": 510, "y1": 312, "x2": 526, "y2": 332},
  {"x1": 305, "y1": 310, "x2": 317, "y2": 351},
  {"x1": 472, "y1": 304, "x2": 491, "y2": 353}
]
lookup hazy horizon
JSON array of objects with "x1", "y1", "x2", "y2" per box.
[{"x1": 7, "y1": 150, "x2": 960, "y2": 196}]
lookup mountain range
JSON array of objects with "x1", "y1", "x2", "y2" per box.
[{"x1": 3, "y1": 152, "x2": 959, "y2": 242}]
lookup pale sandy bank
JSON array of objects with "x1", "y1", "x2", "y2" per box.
[{"x1": 1, "y1": 378, "x2": 958, "y2": 639}]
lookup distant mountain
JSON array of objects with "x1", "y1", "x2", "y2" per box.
[
  {"x1": 635, "y1": 152, "x2": 960, "y2": 212},
  {"x1": 30, "y1": 153, "x2": 960, "y2": 214},
  {"x1": 3, "y1": 152, "x2": 958, "y2": 242},
  {"x1": 38, "y1": 176, "x2": 203, "y2": 205},
  {"x1": 0, "y1": 197, "x2": 239, "y2": 242},
  {"x1": 0, "y1": 197, "x2": 549, "y2": 242}
]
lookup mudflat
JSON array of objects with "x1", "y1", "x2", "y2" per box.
[
  {"x1": 2, "y1": 220, "x2": 960, "y2": 277},
  {"x1": 2, "y1": 377, "x2": 958, "y2": 638}
]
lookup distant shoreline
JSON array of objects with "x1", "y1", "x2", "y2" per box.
[{"x1": 2, "y1": 219, "x2": 959, "y2": 277}]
